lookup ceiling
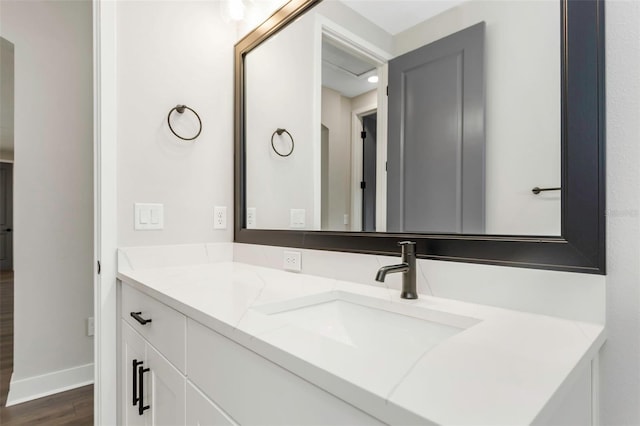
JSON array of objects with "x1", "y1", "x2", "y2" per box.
[
  {"x1": 339, "y1": 0, "x2": 466, "y2": 35},
  {"x1": 322, "y1": 37, "x2": 379, "y2": 98}
]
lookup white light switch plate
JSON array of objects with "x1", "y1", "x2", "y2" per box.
[
  {"x1": 135, "y1": 203, "x2": 164, "y2": 230},
  {"x1": 290, "y1": 209, "x2": 306, "y2": 228}
]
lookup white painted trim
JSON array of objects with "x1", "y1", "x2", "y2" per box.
[
  {"x1": 94, "y1": 0, "x2": 118, "y2": 424},
  {"x1": 312, "y1": 16, "x2": 323, "y2": 230},
  {"x1": 350, "y1": 104, "x2": 377, "y2": 231},
  {"x1": 317, "y1": 18, "x2": 389, "y2": 233},
  {"x1": 315, "y1": 15, "x2": 393, "y2": 63},
  {"x1": 6, "y1": 363, "x2": 94, "y2": 406},
  {"x1": 375, "y1": 63, "x2": 388, "y2": 232},
  {"x1": 591, "y1": 354, "x2": 600, "y2": 426}
]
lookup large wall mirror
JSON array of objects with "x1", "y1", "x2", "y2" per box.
[{"x1": 235, "y1": 0, "x2": 605, "y2": 274}]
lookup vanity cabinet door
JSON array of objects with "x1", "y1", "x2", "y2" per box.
[
  {"x1": 121, "y1": 319, "x2": 186, "y2": 426},
  {"x1": 122, "y1": 321, "x2": 148, "y2": 426},
  {"x1": 186, "y1": 381, "x2": 237, "y2": 426},
  {"x1": 146, "y1": 343, "x2": 186, "y2": 426}
]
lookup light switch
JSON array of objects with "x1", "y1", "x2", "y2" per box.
[
  {"x1": 150, "y1": 208, "x2": 160, "y2": 225},
  {"x1": 139, "y1": 209, "x2": 150, "y2": 224},
  {"x1": 290, "y1": 209, "x2": 306, "y2": 228},
  {"x1": 135, "y1": 203, "x2": 164, "y2": 230}
]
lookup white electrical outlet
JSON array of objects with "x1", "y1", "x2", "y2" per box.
[
  {"x1": 214, "y1": 206, "x2": 227, "y2": 229},
  {"x1": 246, "y1": 207, "x2": 257, "y2": 229},
  {"x1": 87, "y1": 317, "x2": 95, "y2": 337},
  {"x1": 283, "y1": 251, "x2": 301, "y2": 272}
]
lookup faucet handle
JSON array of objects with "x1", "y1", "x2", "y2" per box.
[
  {"x1": 397, "y1": 241, "x2": 416, "y2": 246},
  {"x1": 397, "y1": 241, "x2": 416, "y2": 255}
]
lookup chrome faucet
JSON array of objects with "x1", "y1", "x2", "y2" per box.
[{"x1": 375, "y1": 241, "x2": 418, "y2": 299}]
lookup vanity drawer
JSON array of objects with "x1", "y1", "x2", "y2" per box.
[
  {"x1": 186, "y1": 319, "x2": 384, "y2": 426},
  {"x1": 121, "y1": 283, "x2": 186, "y2": 372}
]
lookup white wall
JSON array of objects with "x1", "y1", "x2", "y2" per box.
[
  {"x1": 0, "y1": 0, "x2": 94, "y2": 404},
  {"x1": 600, "y1": 1, "x2": 640, "y2": 424},
  {"x1": 245, "y1": 10, "x2": 320, "y2": 230},
  {"x1": 237, "y1": 0, "x2": 289, "y2": 40},
  {"x1": 395, "y1": 1, "x2": 561, "y2": 236},
  {"x1": 321, "y1": 86, "x2": 351, "y2": 231},
  {"x1": 0, "y1": 37, "x2": 14, "y2": 162},
  {"x1": 116, "y1": 0, "x2": 236, "y2": 246}
]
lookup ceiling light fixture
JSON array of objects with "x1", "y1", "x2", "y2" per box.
[
  {"x1": 368, "y1": 75, "x2": 379, "y2": 83},
  {"x1": 228, "y1": 0, "x2": 245, "y2": 21}
]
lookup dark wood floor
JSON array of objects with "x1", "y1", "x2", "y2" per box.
[
  {"x1": 1, "y1": 269, "x2": 14, "y2": 407},
  {"x1": 0, "y1": 270, "x2": 94, "y2": 425},
  {"x1": 0, "y1": 385, "x2": 94, "y2": 426}
]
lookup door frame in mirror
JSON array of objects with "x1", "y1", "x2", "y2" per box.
[{"x1": 234, "y1": 0, "x2": 605, "y2": 274}]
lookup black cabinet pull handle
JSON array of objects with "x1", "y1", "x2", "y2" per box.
[
  {"x1": 132, "y1": 359, "x2": 143, "y2": 406},
  {"x1": 138, "y1": 365, "x2": 150, "y2": 416},
  {"x1": 130, "y1": 312, "x2": 152, "y2": 325}
]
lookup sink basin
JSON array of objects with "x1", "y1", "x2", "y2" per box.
[{"x1": 253, "y1": 291, "x2": 480, "y2": 353}]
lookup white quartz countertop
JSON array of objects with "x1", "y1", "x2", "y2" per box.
[{"x1": 117, "y1": 261, "x2": 605, "y2": 425}]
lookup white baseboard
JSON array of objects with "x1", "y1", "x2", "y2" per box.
[{"x1": 6, "y1": 363, "x2": 94, "y2": 406}]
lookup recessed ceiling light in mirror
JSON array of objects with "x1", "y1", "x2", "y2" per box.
[
  {"x1": 321, "y1": 36, "x2": 381, "y2": 98},
  {"x1": 368, "y1": 76, "x2": 379, "y2": 83}
]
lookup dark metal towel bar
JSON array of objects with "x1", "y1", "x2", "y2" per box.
[{"x1": 532, "y1": 187, "x2": 561, "y2": 195}]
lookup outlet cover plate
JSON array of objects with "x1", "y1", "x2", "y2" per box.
[
  {"x1": 214, "y1": 206, "x2": 227, "y2": 229},
  {"x1": 283, "y1": 251, "x2": 301, "y2": 272},
  {"x1": 246, "y1": 207, "x2": 256, "y2": 229},
  {"x1": 87, "y1": 317, "x2": 95, "y2": 337}
]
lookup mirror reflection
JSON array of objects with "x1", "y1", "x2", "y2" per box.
[{"x1": 245, "y1": 0, "x2": 560, "y2": 235}]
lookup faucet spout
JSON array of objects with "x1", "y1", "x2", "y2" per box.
[
  {"x1": 375, "y1": 263, "x2": 409, "y2": 282},
  {"x1": 375, "y1": 241, "x2": 418, "y2": 299}
]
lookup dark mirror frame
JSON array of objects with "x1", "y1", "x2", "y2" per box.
[{"x1": 234, "y1": 0, "x2": 605, "y2": 274}]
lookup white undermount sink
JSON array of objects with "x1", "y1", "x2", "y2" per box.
[{"x1": 253, "y1": 291, "x2": 480, "y2": 353}]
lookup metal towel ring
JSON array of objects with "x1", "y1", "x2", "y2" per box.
[
  {"x1": 167, "y1": 105, "x2": 202, "y2": 141},
  {"x1": 271, "y1": 128, "x2": 294, "y2": 157}
]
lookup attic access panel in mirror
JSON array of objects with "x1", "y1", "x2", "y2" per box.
[{"x1": 244, "y1": 0, "x2": 561, "y2": 236}]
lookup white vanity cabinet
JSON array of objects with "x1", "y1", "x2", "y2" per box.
[
  {"x1": 120, "y1": 284, "x2": 187, "y2": 426},
  {"x1": 119, "y1": 282, "x2": 384, "y2": 426},
  {"x1": 118, "y1": 260, "x2": 605, "y2": 426}
]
